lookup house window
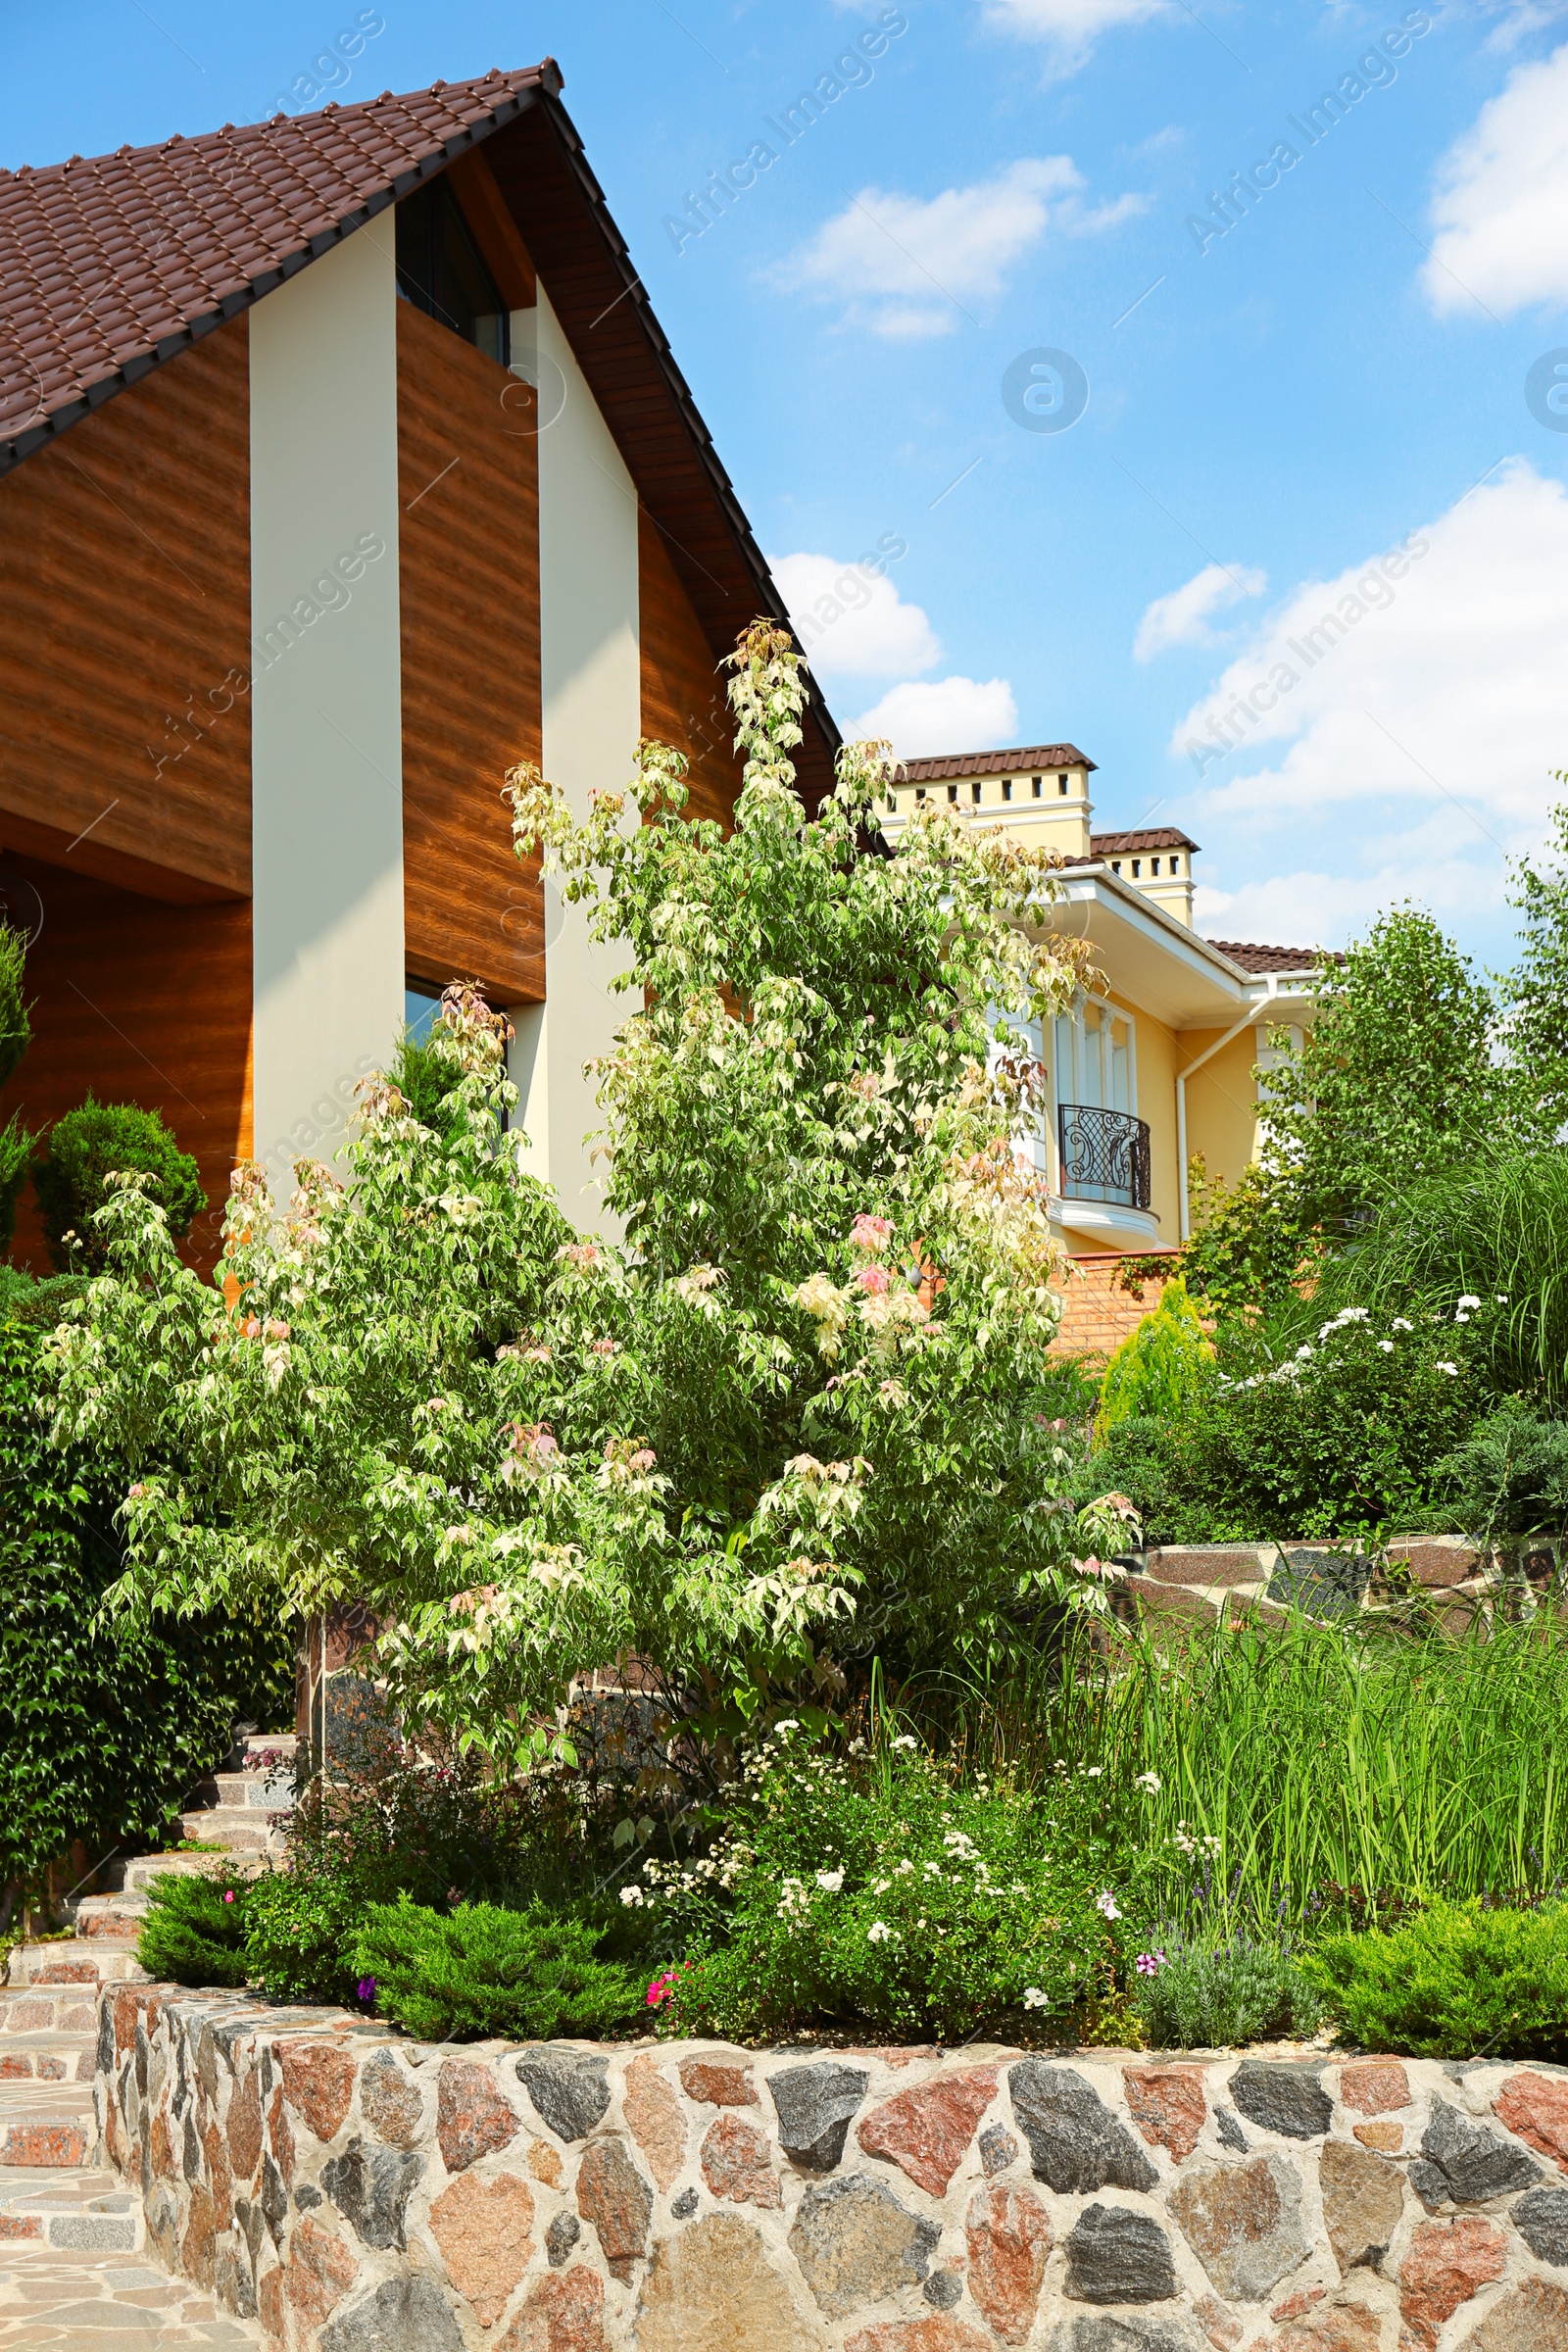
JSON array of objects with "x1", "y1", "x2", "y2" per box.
[
  {"x1": 395, "y1": 176, "x2": 510, "y2": 366},
  {"x1": 1171, "y1": 855, "x2": 1181, "y2": 873},
  {"x1": 886, "y1": 791, "x2": 897, "y2": 812},
  {"x1": 1111, "y1": 860, "x2": 1121, "y2": 875},
  {"x1": 1058, "y1": 774, "x2": 1069, "y2": 795},
  {"x1": 971, "y1": 781, "x2": 982, "y2": 805},
  {"x1": 405, "y1": 979, "x2": 442, "y2": 1046},
  {"x1": 948, "y1": 784, "x2": 958, "y2": 803},
  {"x1": 1151, "y1": 858, "x2": 1160, "y2": 875},
  {"x1": 1132, "y1": 858, "x2": 1141, "y2": 877},
  {"x1": 915, "y1": 786, "x2": 925, "y2": 802},
  {"x1": 1032, "y1": 775, "x2": 1043, "y2": 798},
  {"x1": 1002, "y1": 778, "x2": 1012, "y2": 801}
]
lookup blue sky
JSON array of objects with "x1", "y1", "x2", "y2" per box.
[{"x1": 6, "y1": 1, "x2": 1568, "y2": 961}]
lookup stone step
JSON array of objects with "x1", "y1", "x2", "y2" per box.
[
  {"x1": 209, "y1": 1769, "x2": 294, "y2": 1809},
  {"x1": 0, "y1": 2035, "x2": 97, "y2": 2082},
  {"x1": 114, "y1": 1850, "x2": 267, "y2": 1894},
  {"x1": 4, "y1": 1936, "x2": 146, "y2": 1990},
  {"x1": 0, "y1": 1990, "x2": 99, "y2": 2036},
  {"x1": 0, "y1": 2082, "x2": 96, "y2": 2168},
  {"x1": 176, "y1": 1806, "x2": 282, "y2": 1851},
  {"x1": 68, "y1": 1895, "x2": 150, "y2": 1936},
  {"x1": 0, "y1": 2177, "x2": 141, "y2": 2249}
]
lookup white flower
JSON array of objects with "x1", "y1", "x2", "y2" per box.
[
  {"x1": 1296, "y1": 1344, "x2": 1313, "y2": 1361},
  {"x1": 1496, "y1": 1295, "x2": 1508, "y2": 1303},
  {"x1": 1134, "y1": 1771, "x2": 1161, "y2": 1792},
  {"x1": 619, "y1": 1886, "x2": 644, "y2": 1906},
  {"x1": 1087, "y1": 1765, "x2": 1103, "y2": 1778},
  {"x1": 1437, "y1": 1361, "x2": 1460, "y2": 1377},
  {"x1": 774, "y1": 1718, "x2": 800, "y2": 1734},
  {"x1": 1457, "y1": 1295, "x2": 1482, "y2": 1310},
  {"x1": 867, "y1": 1920, "x2": 892, "y2": 1944},
  {"x1": 893, "y1": 1734, "x2": 918, "y2": 1750},
  {"x1": 1096, "y1": 1888, "x2": 1123, "y2": 1922},
  {"x1": 815, "y1": 1869, "x2": 844, "y2": 1892},
  {"x1": 1454, "y1": 1311, "x2": 1470, "y2": 1324},
  {"x1": 895, "y1": 1858, "x2": 915, "y2": 1876},
  {"x1": 1392, "y1": 1318, "x2": 1413, "y2": 1332},
  {"x1": 1378, "y1": 1340, "x2": 1395, "y2": 1353},
  {"x1": 1022, "y1": 1986, "x2": 1049, "y2": 2010}
]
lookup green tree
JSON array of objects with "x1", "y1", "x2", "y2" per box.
[
  {"x1": 45, "y1": 626, "x2": 1118, "y2": 1763},
  {"x1": 1259, "y1": 906, "x2": 1501, "y2": 1239}
]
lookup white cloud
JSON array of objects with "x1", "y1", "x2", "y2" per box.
[
  {"x1": 980, "y1": 0, "x2": 1169, "y2": 71},
  {"x1": 1424, "y1": 40, "x2": 1568, "y2": 315},
  {"x1": 1168, "y1": 463, "x2": 1568, "y2": 952},
  {"x1": 846, "y1": 675, "x2": 1020, "y2": 756},
  {"x1": 1134, "y1": 562, "x2": 1266, "y2": 661},
  {"x1": 776, "y1": 158, "x2": 1142, "y2": 339},
  {"x1": 771, "y1": 551, "x2": 940, "y2": 683}
]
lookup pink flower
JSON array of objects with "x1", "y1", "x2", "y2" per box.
[
  {"x1": 591, "y1": 1337, "x2": 619, "y2": 1357},
  {"x1": 222, "y1": 1889, "x2": 235, "y2": 1905},
  {"x1": 855, "y1": 1263, "x2": 892, "y2": 1295},
  {"x1": 1136, "y1": 1950, "x2": 1166, "y2": 1976},
  {"x1": 851, "y1": 1213, "x2": 894, "y2": 1253},
  {"x1": 646, "y1": 1967, "x2": 684, "y2": 2009}
]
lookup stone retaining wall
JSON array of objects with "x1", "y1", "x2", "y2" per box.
[{"x1": 95, "y1": 1987, "x2": 1568, "y2": 2352}]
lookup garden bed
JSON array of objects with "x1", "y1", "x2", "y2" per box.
[{"x1": 97, "y1": 1982, "x2": 1568, "y2": 2351}]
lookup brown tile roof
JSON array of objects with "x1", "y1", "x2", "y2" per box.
[
  {"x1": 895, "y1": 744, "x2": 1096, "y2": 781},
  {"x1": 1207, "y1": 939, "x2": 1323, "y2": 974},
  {"x1": 1090, "y1": 827, "x2": 1200, "y2": 856},
  {"x1": 0, "y1": 65, "x2": 560, "y2": 470}
]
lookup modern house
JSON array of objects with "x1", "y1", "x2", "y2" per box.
[
  {"x1": 881, "y1": 747, "x2": 1319, "y2": 1333},
  {"x1": 0, "y1": 63, "x2": 840, "y2": 1266}
]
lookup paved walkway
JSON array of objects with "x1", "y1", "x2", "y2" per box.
[{"x1": 0, "y1": 2168, "x2": 259, "y2": 2349}]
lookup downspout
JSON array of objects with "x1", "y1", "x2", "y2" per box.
[{"x1": 1176, "y1": 977, "x2": 1278, "y2": 1243}]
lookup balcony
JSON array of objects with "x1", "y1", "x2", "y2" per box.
[{"x1": 1056, "y1": 1102, "x2": 1152, "y2": 1212}]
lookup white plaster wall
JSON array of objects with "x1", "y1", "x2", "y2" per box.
[
  {"x1": 249, "y1": 227, "x2": 405, "y2": 1200},
  {"x1": 510, "y1": 284, "x2": 641, "y2": 1228}
]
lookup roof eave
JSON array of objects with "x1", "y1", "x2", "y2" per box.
[{"x1": 0, "y1": 79, "x2": 553, "y2": 479}]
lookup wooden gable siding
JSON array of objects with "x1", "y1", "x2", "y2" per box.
[
  {"x1": 0, "y1": 314, "x2": 252, "y2": 902},
  {"x1": 3, "y1": 857, "x2": 251, "y2": 1275},
  {"x1": 478, "y1": 106, "x2": 840, "y2": 809},
  {"x1": 639, "y1": 509, "x2": 745, "y2": 825},
  {"x1": 396, "y1": 300, "x2": 544, "y2": 1006}
]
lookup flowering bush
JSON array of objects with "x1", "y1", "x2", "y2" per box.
[
  {"x1": 638, "y1": 1725, "x2": 1146, "y2": 2042},
  {"x1": 1080, "y1": 1296, "x2": 1497, "y2": 1543}
]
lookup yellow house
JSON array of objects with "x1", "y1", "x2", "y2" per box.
[{"x1": 879, "y1": 745, "x2": 1318, "y2": 1281}]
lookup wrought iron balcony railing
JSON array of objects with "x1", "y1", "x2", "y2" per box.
[{"x1": 1056, "y1": 1102, "x2": 1152, "y2": 1212}]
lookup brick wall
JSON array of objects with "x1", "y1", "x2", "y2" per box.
[{"x1": 1051, "y1": 1252, "x2": 1175, "y2": 1363}]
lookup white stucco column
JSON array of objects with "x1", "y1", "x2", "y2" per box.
[
  {"x1": 510, "y1": 283, "x2": 641, "y2": 1230},
  {"x1": 249, "y1": 226, "x2": 405, "y2": 1200}
]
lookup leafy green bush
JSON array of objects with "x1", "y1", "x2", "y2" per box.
[
  {"x1": 1134, "y1": 1936, "x2": 1320, "y2": 2049},
  {"x1": 0, "y1": 1313, "x2": 292, "y2": 1914},
  {"x1": 1306, "y1": 1899, "x2": 1568, "y2": 2060},
  {"x1": 0, "y1": 919, "x2": 34, "y2": 1250},
  {"x1": 136, "y1": 1870, "x2": 251, "y2": 1988},
  {"x1": 1081, "y1": 1300, "x2": 1490, "y2": 1542},
  {"x1": 32, "y1": 1096, "x2": 205, "y2": 1273},
  {"x1": 355, "y1": 1892, "x2": 642, "y2": 2041},
  {"x1": 647, "y1": 1728, "x2": 1136, "y2": 2043},
  {"x1": 243, "y1": 1851, "x2": 368, "y2": 2007},
  {"x1": 1096, "y1": 1276, "x2": 1213, "y2": 1440}
]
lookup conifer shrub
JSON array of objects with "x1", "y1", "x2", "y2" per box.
[
  {"x1": 136, "y1": 1871, "x2": 251, "y2": 1988},
  {"x1": 1305, "y1": 1898, "x2": 1568, "y2": 2060},
  {"x1": 32, "y1": 1096, "x2": 205, "y2": 1272},
  {"x1": 353, "y1": 1892, "x2": 642, "y2": 2041}
]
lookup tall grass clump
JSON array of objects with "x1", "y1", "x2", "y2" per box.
[
  {"x1": 1336, "y1": 1138, "x2": 1568, "y2": 1401},
  {"x1": 966, "y1": 1610, "x2": 1568, "y2": 1932}
]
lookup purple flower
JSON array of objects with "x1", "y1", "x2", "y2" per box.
[
  {"x1": 357, "y1": 1977, "x2": 377, "y2": 2004},
  {"x1": 1136, "y1": 1950, "x2": 1166, "y2": 1977}
]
